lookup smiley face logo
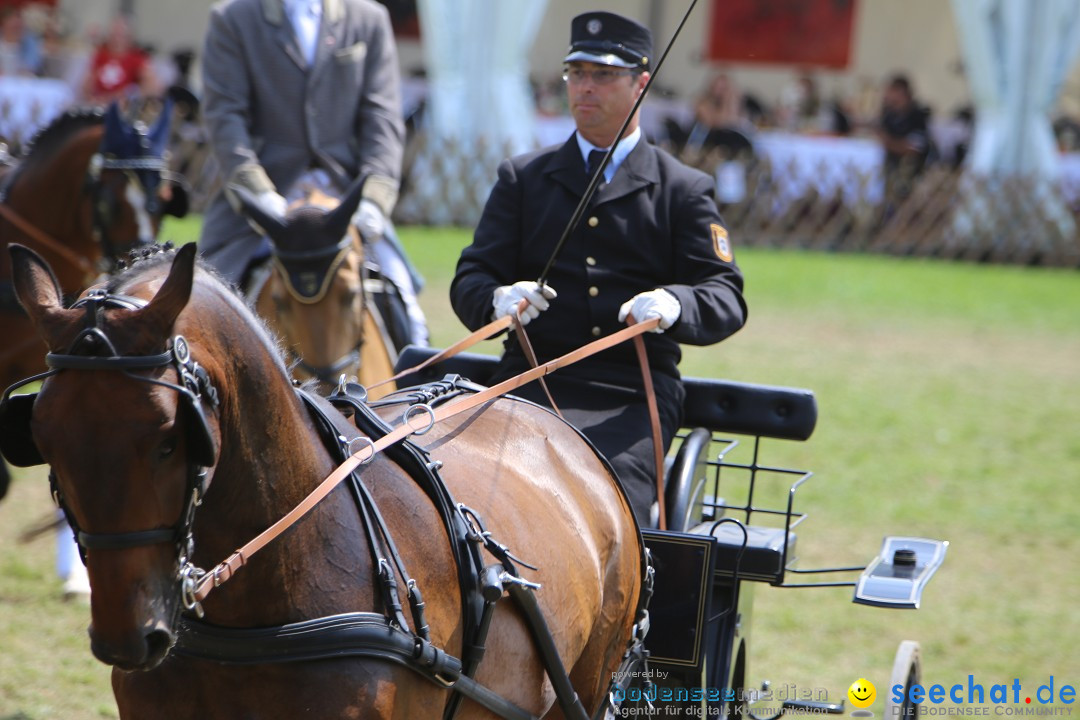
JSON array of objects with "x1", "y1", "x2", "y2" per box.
[{"x1": 848, "y1": 678, "x2": 877, "y2": 709}]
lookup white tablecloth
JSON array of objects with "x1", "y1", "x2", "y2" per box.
[
  {"x1": 753, "y1": 130, "x2": 885, "y2": 207},
  {"x1": 0, "y1": 77, "x2": 75, "y2": 149}
]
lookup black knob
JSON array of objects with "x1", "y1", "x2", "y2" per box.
[{"x1": 893, "y1": 548, "x2": 917, "y2": 567}]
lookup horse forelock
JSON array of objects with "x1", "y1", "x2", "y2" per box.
[
  {"x1": 21, "y1": 107, "x2": 104, "y2": 166},
  {"x1": 107, "y1": 247, "x2": 290, "y2": 377}
]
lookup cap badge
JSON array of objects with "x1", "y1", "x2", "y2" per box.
[{"x1": 587, "y1": 19, "x2": 602, "y2": 35}]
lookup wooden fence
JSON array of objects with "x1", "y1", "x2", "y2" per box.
[{"x1": 169, "y1": 130, "x2": 1080, "y2": 268}]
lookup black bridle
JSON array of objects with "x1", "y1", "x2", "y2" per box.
[
  {"x1": 86, "y1": 152, "x2": 171, "y2": 267},
  {"x1": 1, "y1": 288, "x2": 220, "y2": 615}
]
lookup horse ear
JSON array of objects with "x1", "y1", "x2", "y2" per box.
[
  {"x1": 325, "y1": 174, "x2": 368, "y2": 240},
  {"x1": 228, "y1": 184, "x2": 287, "y2": 238},
  {"x1": 9, "y1": 243, "x2": 65, "y2": 319},
  {"x1": 135, "y1": 244, "x2": 197, "y2": 335},
  {"x1": 8, "y1": 244, "x2": 79, "y2": 348},
  {"x1": 102, "y1": 101, "x2": 132, "y2": 151},
  {"x1": 146, "y1": 97, "x2": 173, "y2": 156}
]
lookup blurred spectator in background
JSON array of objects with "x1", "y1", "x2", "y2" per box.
[
  {"x1": 878, "y1": 73, "x2": 934, "y2": 210},
  {"x1": 0, "y1": 7, "x2": 42, "y2": 76},
  {"x1": 80, "y1": 14, "x2": 158, "y2": 104},
  {"x1": 778, "y1": 72, "x2": 850, "y2": 135},
  {"x1": 848, "y1": 75, "x2": 882, "y2": 132},
  {"x1": 1053, "y1": 114, "x2": 1080, "y2": 152},
  {"x1": 665, "y1": 72, "x2": 755, "y2": 157},
  {"x1": 694, "y1": 73, "x2": 749, "y2": 132},
  {"x1": 38, "y1": 11, "x2": 74, "y2": 82}
]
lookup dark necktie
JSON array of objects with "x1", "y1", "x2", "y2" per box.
[{"x1": 586, "y1": 149, "x2": 608, "y2": 179}]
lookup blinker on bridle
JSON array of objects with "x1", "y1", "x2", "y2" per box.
[{"x1": 0, "y1": 288, "x2": 220, "y2": 615}]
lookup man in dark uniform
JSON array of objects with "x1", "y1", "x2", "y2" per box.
[
  {"x1": 450, "y1": 11, "x2": 747, "y2": 526},
  {"x1": 878, "y1": 73, "x2": 933, "y2": 214}
]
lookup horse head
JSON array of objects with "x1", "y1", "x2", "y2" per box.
[
  {"x1": 5, "y1": 242, "x2": 221, "y2": 670},
  {"x1": 94, "y1": 100, "x2": 182, "y2": 262},
  {"x1": 234, "y1": 176, "x2": 371, "y2": 389}
]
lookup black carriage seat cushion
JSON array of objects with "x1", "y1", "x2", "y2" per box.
[
  {"x1": 681, "y1": 377, "x2": 817, "y2": 441},
  {"x1": 689, "y1": 521, "x2": 796, "y2": 585},
  {"x1": 393, "y1": 347, "x2": 818, "y2": 442}
]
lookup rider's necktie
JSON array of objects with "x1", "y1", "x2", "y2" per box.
[{"x1": 586, "y1": 149, "x2": 608, "y2": 180}]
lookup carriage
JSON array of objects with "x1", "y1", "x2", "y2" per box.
[{"x1": 392, "y1": 345, "x2": 949, "y2": 719}]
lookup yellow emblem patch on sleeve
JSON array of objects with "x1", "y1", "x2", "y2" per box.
[{"x1": 711, "y1": 223, "x2": 733, "y2": 262}]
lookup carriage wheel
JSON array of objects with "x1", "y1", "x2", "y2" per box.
[
  {"x1": 884, "y1": 640, "x2": 922, "y2": 719},
  {"x1": 664, "y1": 427, "x2": 712, "y2": 532}
]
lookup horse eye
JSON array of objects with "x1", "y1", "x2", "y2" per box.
[{"x1": 159, "y1": 436, "x2": 178, "y2": 458}]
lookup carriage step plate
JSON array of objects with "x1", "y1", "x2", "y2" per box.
[{"x1": 853, "y1": 536, "x2": 948, "y2": 609}]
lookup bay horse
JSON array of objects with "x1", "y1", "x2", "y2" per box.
[
  {"x1": 2, "y1": 243, "x2": 644, "y2": 719},
  {"x1": 0, "y1": 100, "x2": 178, "y2": 498},
  {"x1": 235, "y1": 177, "x2": 397, "y2": 396}
]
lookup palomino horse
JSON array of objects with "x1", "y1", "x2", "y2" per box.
[
  {"x1": 236, "y1": 178, "x2": 397, "y2": 395},
  {"x1": 0, "y1": 101, "x2": 177, "y2": 498},
  {"x1": 2, "y1": 243, "x2": 643, "y2": 719}
]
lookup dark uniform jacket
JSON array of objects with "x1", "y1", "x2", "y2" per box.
[{"x1": 451, "y1": 134, "x2": 747, "y2": 523}]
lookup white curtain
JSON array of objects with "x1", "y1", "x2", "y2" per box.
[
  {"x1": 950, "y1": 0, "x2": 1080, "y2": 177},
  {"x1": 948, "y1": 0, "x2": 1080, "y2": 241},
  {"x1": 406, "y1": 0, "x2": 548, "y2": 224}
]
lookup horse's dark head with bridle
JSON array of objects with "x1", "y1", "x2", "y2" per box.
[
  {"x1": 89, "y1": 100, "x2": 180, "y2": 262},
  {"x1": 234, "y1": 176, "x2": 396, "y2": 391},
  {"x1": 0, "y1": 243, "x2": 220, "y2": 669},
  {"x1": 0, "y1": 100, "x2": 181, "y2": 282},
  {"x1": 0, "y1": 101, "x2": 186, "y2": 433}
]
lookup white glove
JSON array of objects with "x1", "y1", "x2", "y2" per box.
[
  {"x1": 255, "y1": 190, "x2": 288, "y2": 219},
  {"x1": 352, "y1": 198, "x2": 386, "y2": 241},
  {"x1": 492, "y1": 281, "x2": 558, "y2": 326},
  {"x1": 618, "y1": 288, "x2": 681, "y2": 332}
]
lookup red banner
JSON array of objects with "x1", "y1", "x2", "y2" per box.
[{"x1": 707, "y1": 0, "x2": 857, "y2": 69}]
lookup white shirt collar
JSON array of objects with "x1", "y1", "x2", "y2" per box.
[
  {"x1": 575, "y1": 126, "x2": 642, "y2": 183},
  {"x1": 284, "y1": 0, "x2": 321, "y2": 18}
]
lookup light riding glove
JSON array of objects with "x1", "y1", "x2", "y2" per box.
[
  {"x1": 492, "y1": 281, "x2": 558, "y2": 326},
  {"x1": 618, "y1": 288, "x2": 681, "y2": 332},
  {"x1": 256, "y1": 190, "x2": 288, "y2": 218},
  {"x1": 352, "y1": 198, "x2": 386, "y2": 242},
  {"x1": 241, "y1": 189, "x2": 289, "y2": 235}
]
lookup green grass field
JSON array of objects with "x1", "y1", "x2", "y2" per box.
[{"x1": 1, "y1": 219, "x2": 1077, "y2": 718}]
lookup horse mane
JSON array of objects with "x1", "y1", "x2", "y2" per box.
[
  {"x1": 21, "y1": 106, "x2": 104, "y2": 167},
  {"x1": 106, "y1": 244, "x2": 290, "y2": 375}
]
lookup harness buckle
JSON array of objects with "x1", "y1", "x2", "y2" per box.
[
  {"x1": 498, "y1": 571, "x2": 541, "y2": 592},
  {"x1": 179, "y1": 561, "x2": 206, "y2": 619},
  {"x1": 345, "y1": 435, "x2": 376, "y2": 464},
  {"x1": 402, "y1": 403, "x2": 435, "y2": 435}
]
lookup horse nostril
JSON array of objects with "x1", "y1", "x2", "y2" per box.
[{"x1": 144, "y1": 628, "x2": 175, "y2": 666}]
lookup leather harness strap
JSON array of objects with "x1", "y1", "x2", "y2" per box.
[
  {"x1": 509, "y1": 310, "x2": 562, "y2": 419},
  {"x1": 0, "y1": 203, "x2": 96, "y2": 277},
  {"x1": 192, "y1": 316, "x2": 660, "y2": 603},
  {"x1": 366, "y1": 313, "x2": 514, "y2": 391},
  {"x1": 628, "y1": 313, "x2": 667, "y2": 531}
]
